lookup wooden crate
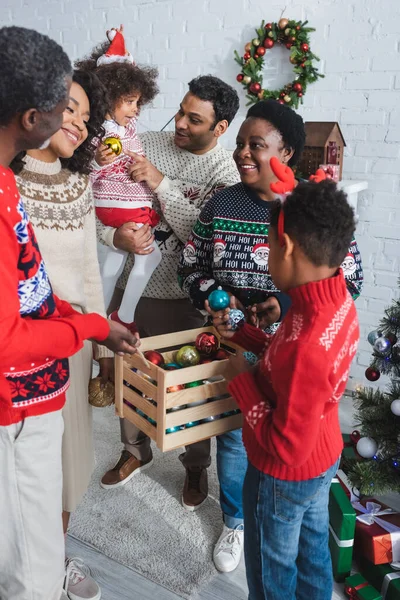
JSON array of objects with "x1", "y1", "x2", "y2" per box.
[{"x1": 115, "y1": 326, "x2": 243, "y2": 452}]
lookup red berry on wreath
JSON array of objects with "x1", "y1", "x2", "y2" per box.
[
  {"x1": 265, "y1": 22, "x2": 272, "y2": 29},
  {"x1": 236, "y1": 74, "x2": 244, "y2": 82},
  {"x1": 301, "y1": 43, "x2": 309, "y2": 52},
  {"x1": 280, "y1": 91, "x2": 286, "y2": 97},
  {"x1": 301, "y1": 62, "x2": 306, "y2": 68},
  {"x1": 249, "y1": 82, "x2": 261, "y2": 94},
  {"x1": 296, "y1": 25, "x2": 301, "y2": 30},
  {"x1": 285, "y1": 42, "x2": 292, "y2": 49},
  {"x1": 293, "y1": 82, "x2": 302, "y2": 92},
  {"x1": 244, "y1": 52, "x2": 251, "y2": 60},
  {"x1": 263, "y1": 38, "x2": 274, "y2": 49},
  {"x1": 297, "y1": 92, "x2": 303, "y2": 97},
  {"x1": 289, "y1": 36, "x2": 296, "y2": 43},
  {"x1": 256, "y1": 46, "x2": 266, "y2": 56}
]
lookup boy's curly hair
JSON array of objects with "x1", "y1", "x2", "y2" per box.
[
  {"x1": 270, "y1": 180, "x2": 356, "y2": 267},
  {"x1": 61, "y1": 70, "x2": 107, "y2": 175},
  {"x1": 75, "y1": 42, "x2": 158, "y2": 112}
]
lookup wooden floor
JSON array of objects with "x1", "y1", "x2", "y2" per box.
[{"x1": 66, "y1": 535, "x2": 248, "y2": 600}]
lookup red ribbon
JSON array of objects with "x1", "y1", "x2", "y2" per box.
[{"x1": 344, "y1": 582, "x2": 369, "y2": 598}]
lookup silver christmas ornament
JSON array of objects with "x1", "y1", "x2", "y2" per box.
[{"x1": 373, "y1": 336, "x2": 391, "y2": 356}]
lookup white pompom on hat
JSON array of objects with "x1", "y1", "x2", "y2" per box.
[{"x1": 96, "y1": 25, "x2": 134, "y2": 67}]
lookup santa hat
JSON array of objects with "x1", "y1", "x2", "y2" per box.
[
  {"x1": 185, "y1": 241, "x2": 195, "y2": 251},
  {"x1": 214, "y1": 238, "x2": 226, "y2": 247},
  {"x1": 97, "y1": 26, "x2": 134, "y2": 67},
  {"x1": 344, "y1": 252, "x2": 354, "y2": 261},
  {"x1": 252, "y1": 243, "x2": 269, "y2": 253}
]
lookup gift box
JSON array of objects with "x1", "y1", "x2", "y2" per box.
[
  {"x1": 341, "y1": 433, "x2": 363, "y2": 463},
  {"x1": 329, "y1": 476, "x2": 357, "y2": 581},
  {"x1": 353, "y1": 499, "x2": 400, "y2": 565},
  {"x1": 344, "y1": 574, "x2": 382, "y2": 599},
  {"x1": 358, "y1": 557, "x2": 400, "y2": 600}
]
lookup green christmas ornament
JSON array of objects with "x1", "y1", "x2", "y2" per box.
[
  {"x1": 185, "y1": 380, "x2": 203, "y2": 388},
  {"x1": 175, "y1": 345, "x2": 200, "y2": 367}
]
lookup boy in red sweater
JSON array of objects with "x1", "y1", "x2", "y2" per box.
[
  {"x1": 0, "y1": 27, "x2": 138, "y2": 600},
  {"x1": 210, "y1": 180, "x2": 359, "y2": 600}
]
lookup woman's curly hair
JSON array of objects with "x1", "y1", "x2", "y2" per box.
[
  {"x1": 75, "y1": 42, "x2": 159, "y2": 112},
  {"x1": 60, "y1": 70, "x2": 107, "y2": 175},
  {"x1": 10, "y1": 70, "x2": 108, "y2": 176}
]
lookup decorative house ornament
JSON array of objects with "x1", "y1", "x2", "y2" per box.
[{"x1": 297, "y1": 122, "x2": 346, "y2": 181}]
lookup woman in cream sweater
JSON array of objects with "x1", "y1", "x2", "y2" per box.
[{"x1": 15, "y1": 70, "x2": 111, "y2": 600}]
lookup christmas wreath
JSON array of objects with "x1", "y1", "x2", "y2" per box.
[{"x1": 234, "y1": 18, "x2": 324, "y2": 108}]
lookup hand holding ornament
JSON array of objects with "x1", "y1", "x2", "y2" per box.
[{"x1": 95, "y1": 143, "x2": 118, "y2": 166}]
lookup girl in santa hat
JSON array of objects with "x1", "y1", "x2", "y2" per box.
[{"x1": 76, "y1": 25, "x2": 160, "y2": 332}]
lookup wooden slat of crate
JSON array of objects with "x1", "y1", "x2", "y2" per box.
[
  {"x1": 165, "y1": 379, "x2": 228, "y2": 409},
  {"x1": 122, "y1": 401, "x2": 157, "y2": 441},
  {"x1": 115, "y1": 351, "x2": 125, "y2": 418},
  {"x1": 123, "y1": 386, "x2": 157, "y2": 421},
  {"x1": 123, "y1": 367, "x2": 157, "y2": 399},
  {"x1": 165, "y1": 397, "x2": 237, "y2": 428},
  {"x1": 161, "y1": 413, "x2": 243, "y2": 452},
  {"x1": 162, "y1": 360, "x2": 230, "y2": 388}
]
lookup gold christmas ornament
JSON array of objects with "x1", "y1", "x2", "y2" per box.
[
  {"x1": 245, "y1": 42, "x2": 252, "y2": 52},
  {"x1": 278, "y1": 18, "x2": 289, "y2": 29},
  {"x1": 88, "y1": 377, "x2": 115, "y2": 407},
  {"x1": 284, "y1": 28, "x2": 291, "y2": 36},
  {"x1": 257, "y1": 90, "x2": 265, "y2": 100},
  {"x1": 284, "y1": 95, "x2": 291, "y2": 103},
  {"x1": 243, "y1": 75, "x2": 252, "y2": 84},
  {"x1": 252, "y1": 38, "x2": 261, "y2": 46},
  {"x1": 103, "y1": 136, "x2": 122, "y2": 156}
]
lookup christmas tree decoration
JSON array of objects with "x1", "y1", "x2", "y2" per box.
[
  {"x1": 185, "y1": 380, "x2": 203, "y2": 388},
  {"x1": 365, "y1": 367, "x2": 380, "y2": 382},
  {"x1": 243, "y1": 351, "x2": 258, "y2": 365},
  {"x1": 373, "y1": 336, "x2": 391, "y2": 356},
  {"x1": 215, "y1": 348, "x2": 230, "y2": 360},
  {"x1": 195, "y1": 331, "x2": 219, "y2": 356},
  {"x1": 175, "y1": 345, "x2": 201, "y2": 367},
  {"x1": 88, "y1": 377, "x2": 115, "y2": 407},
  {"x1": 163, "y1": 362, "x2": 181, "y2": 370},
  {"x1": 234, "y1": 18, "x2": 323, "y2": 108},
  {"x1": 103, "y1": 136, "x2": 122, "y2": 156},
  {"x1": 367, "y1": 329, "x2": 382, "y2": 346},
  {"x1": 208, "y1": 286, "x2": 230, "y2": 311},
  {"x1": 227, "y1": 308, "x2": 245, "y2": 330},
  {"x1": 387, "y1": 333, "x2": 398, "y2": 345},
  {"x1": 356, "y1": 437, "x2": 378, "y2": 459},
  {"x1": 144, "y1": 350, "x2": 164, "y2": 366},
  {"x1": 390, "y1": 399, "x2": 400, "y2": 415},
  {"x1": 166, "y1": 384, "x2": 185, "y2": 393}
]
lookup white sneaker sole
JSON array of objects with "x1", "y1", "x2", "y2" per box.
[
  {"x1": 213, "y1": 559, "x2": 241, "y2": 573},
  {"x1": 100, "y1": 458, "x2": 154, "y2": 489},
  {"x1": 181, "y1": 495, "x2": 208, "y2": 512}
]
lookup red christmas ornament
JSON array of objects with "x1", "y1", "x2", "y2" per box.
[
  {"x1": 249, "y1": 82, "x2": 261, "y2": 94},
  {"x1": 167, "y1": 384, "x2": 185, "y2": 393},
  {"x1": 296, "y1": 25, "x2": 301, "y2": 30},
  {"x1": 215, "y1": 348, "x2": 230, "y2": 361},
  {"x1": 263, "y1": 38, "x2": 274, "y2": 49},
  {"x1": 195, "y1": 332, "x2": 219, "y2": 356},
  {"x1": 144, "y1": 350, "x2": 164, "y2": 367},
  {"x1": 365, "y1": 366, "x2": 380, "y2": 382},
  {"x1": 244, "y1": 52, "x2": 251, "y2": 60},
  {"x1": 301, "y1": 43, "x2": 309, "y2": 52},
  {"x1": 289, "y1": 36, "x2": 296, "y2": 42},
  {"x1": 293, "y1": 82, "x2": 302, "y2": 92},
  {"x1": 256, "y1": 46, "x2": 266, "y2": 56},
  {"x1": 285, "y1": 42, "x2": 293, "y2": 49},
  {"x1": 278, "y1": 99, "x2": 285, "y2": 104},
  {"x1": 265, "y1": 22, "x2": 272, "y2": 29},
  {"x1": 301, "y1": 62, "x2": 306, "y2": 68},
  {"x1": 280, "y1": 91, "x2": 286, "y2": 97},
  {"x1": 297, "y1": 92, "x2": 303, "y2": 97},
  {"x1": 236, "y1": 73, "x2": 244, "y2": 82},
  {"x1": 200, "y1": 357, "x2": 213, "y2": 364},
  {"x1": 350, "y1": 430, "x2": 361, "y2": 444}
]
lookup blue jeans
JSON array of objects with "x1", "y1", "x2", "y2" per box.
[
  {"x1": 216, "y1": 428, "x2": 247, "y2": 529},
  {"x1": 243, "y1": 459, "x2": 339, "y2": 600}
]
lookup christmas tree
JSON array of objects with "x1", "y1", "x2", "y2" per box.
[{"x1": 346, "y1": 296, "x2": 400, "y2": 497}]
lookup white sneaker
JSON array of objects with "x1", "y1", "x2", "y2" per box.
[
  {"x1": 64, "y1": 558, "x2": 101, "y2": 600},
  {"x1": 213, "y1": 524, "x2": 244, "y2": 573}
]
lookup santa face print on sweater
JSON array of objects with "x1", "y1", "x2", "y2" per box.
[
  {"x1": 213, "y1": 239, "x2": 227, "y2": 263},
  {"x1": 250, "y1": 243, "x2": 269, "y2": 269},
  {"x1": 182, "y1": 240, "x2": 196, "y2": 264},
  {"x1": 341, "y1": 253, "x2": 356, "y2": 277}
]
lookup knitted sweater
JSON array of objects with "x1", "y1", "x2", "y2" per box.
[
  {"x1": 17, "y1": 156, "x2": 113, "y2": 360},
  {"x1": 178, "y1": 183, "x2": 363, "y2": 326},
  {"x1": 96, "y1": 131, "x2": 240, "y2": 299},
  {"x1": 0, "y1": 165, "x2": 109, "y2": 426},
  {"x1": 229, "y1": 271, "x2": 360, "y2": 481},
  {"x1": 91, "y1": 118, "x2": 155, "y2": 223}
]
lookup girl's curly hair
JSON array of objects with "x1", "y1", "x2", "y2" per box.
[
  {"x1": 75, "y1": 42, "x2": 159, "y2": 112},
  {"x1": 10, "y1": 70, "x2": 107, "y2": 176}
]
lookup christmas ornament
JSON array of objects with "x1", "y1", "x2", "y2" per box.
[
  {"x1": 234, "y1": 18, "x2": 323, "y2": 109},
  {"x1": 365, "y1": 366, "x2": 380, "y2": 382},
  {"x1": 215, "y1": 348, "x2": 230, "y2": 360},
  {"x1": 185, "y1": 380, "x2": 202, "y2": 388},
  {"x1": 103, "y1": 136, "x2": 122, "y2": 156},
  {"x1": 166, "y1": 425, "x2": 185, "y2": 434},
  {"x1": 227, "y1": 308, "x2": 245, "y2": 330},
  {"x1": 163, "y1": 362, "x2": 181, "y2": 370},
  {"x1": 175, "y1": 345, "x2": 201, "y2": 367},
  {"x1": 356, "y1": 437, "x2": 378, "y2": 459},
  {"x1": 185, "y1": 421, "x2": 200, "y2": 428},
  {"x1": 284, "y1": 95, "x2": 291, "y2": 103},
  {"x1": 88, "y1": 377, "x2": 115, "y2": 407},
  {"x1": 350, "y1": 430, "x2": 361, "y2": 444},
  {"x1": 373, "y1": 336, "x2": 392, "y2": 356},
  {"x1": 202, "y1": 414, "x2": 221, "y2": 423},
  {"x1": 390, "y1": 399, "x2": 400, "y2": 416},
  {"x1": 208, "y1": 286, "x2": 230, "y2": 311},
  {"x1": 236, "y1": 73, "x2": 244, "y2": 82},
  {"x1": 367, "y1": 329, "x2": 382, "y2": 346},
  {"x1": 195, "y1": 332, "x2": 219, "y2": 356},
  {"x1": 166, "y1": 384, "x2": 185, "y2": 393},
  {"x1": 243, "y1": 351, "x2": 258, "y2": 365},
  {"x1": 249, "y1": 82, "x2": 261, "y2": 94},
  {"x1": 200, "y1": 357, "x2": 213, "y2": 364},
  {"x1": 144, "y1": 350, "x2": 164, "y2": 367}
]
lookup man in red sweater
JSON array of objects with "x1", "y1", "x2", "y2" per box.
[
  {"x1": 210, "y1": 180, "x2": 359, "y2": 600},
  {"x1": 0, "y1": 27, "x2": 138, "y2": 600}
]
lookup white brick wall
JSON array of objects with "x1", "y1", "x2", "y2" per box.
[{"x1": 4, "y1": 0, "x2": 400, "y2": 387}]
